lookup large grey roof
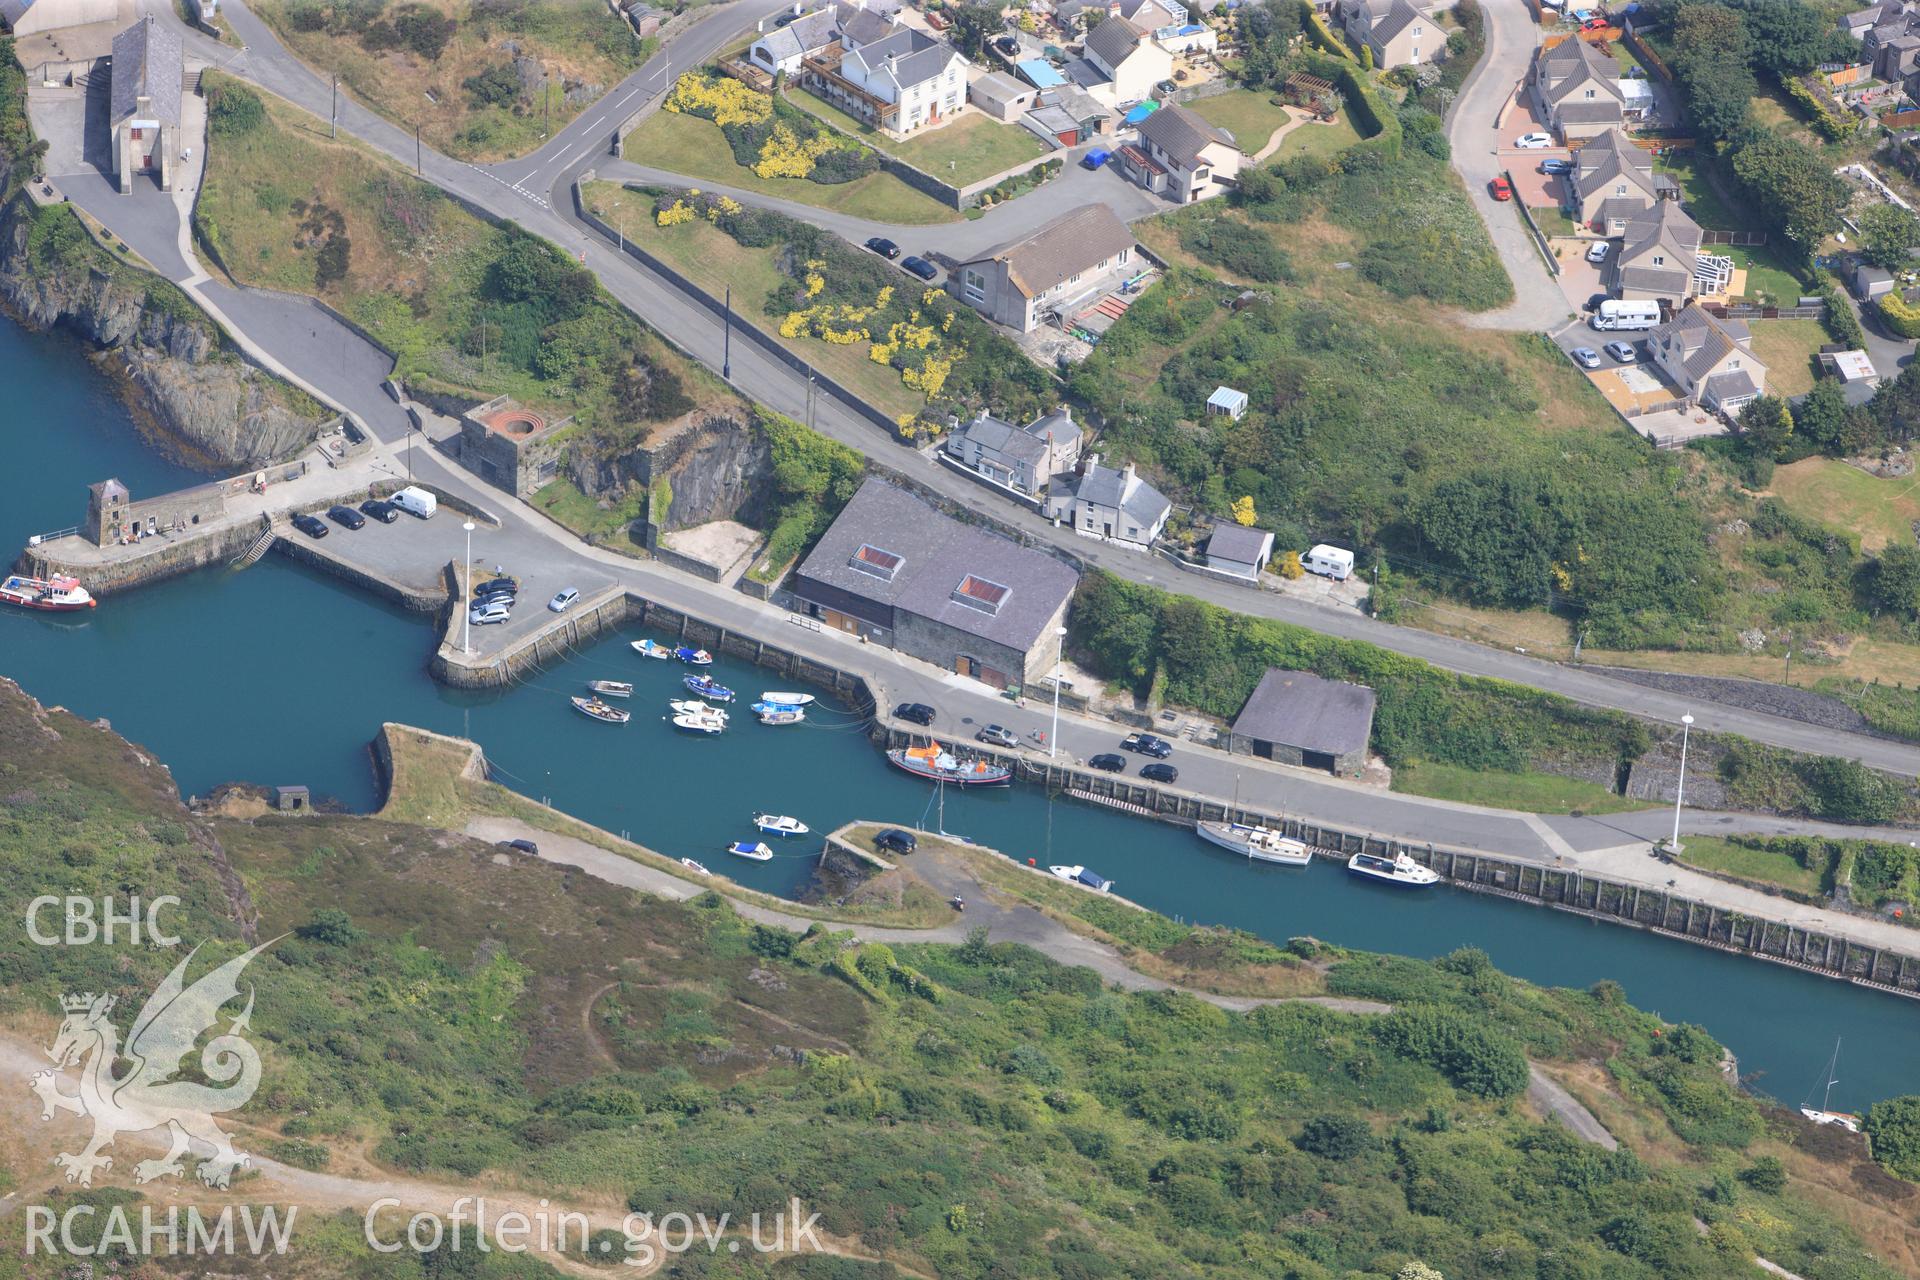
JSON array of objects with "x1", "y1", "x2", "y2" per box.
[
  {"x1": 954, "y1": 413, "x2": 1049, "y2": 466},
  {"x1": 962, "y1": 204, "x2": 1136, "y2": 299},
  {"x1": 1066, "y1": 459, "x2": 1170, "y2": 528},
  {"x1": 1205, "y1": 524, "x2": 1272, "y2": 565},
  {"x1": 1232, "y1": 668, "x2": 1377, "y2": 756},
  {"x1": 1026, "y1": 406, "x2": 1081, "y2": 449},
  {"x1": 847, "y1": 26, "x2": 959, "y2": 89},
  {"x1": 755, "y1": 8, "x2": 842, "y2": 62},
  {"x1": 1704, "y1": 369, "x2": 1760, "y2": 402},
  {"x1": 1654, "y1": 305, "x2": 1757, "y2": 382},
  {"x1": 1370, "y1": 0, "x2": 1424, "y2": 45},
  {"x1": 793, "y1": 479, "x2": 1078, "y2": 652},
  {"x1": 111, "y1": 17, "x2": 182, "y2": 126},
  {"x1": 1620, "y1": 198, "x2": 1701, "y2": 272},
  {"x1": 1554, "y1": 99, "x2": 1625, "y2": 124},
  {"x1": 1136, "y1": 102, "x2": 1235, "y2": 166},
  {"x1": 1086, "y1": 14, "x2": 1145, "y2": 68}
]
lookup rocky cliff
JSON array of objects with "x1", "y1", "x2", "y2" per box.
[
  {"x1": 569, "y1": 410, "x2": 770, "y2": 540},
  {"x1": 0, "y1": 197, "x2": 325, "y2": 469}
]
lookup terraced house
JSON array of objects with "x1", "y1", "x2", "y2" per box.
[{"x1": 1528, "y1": 36, "x2": 1623, "y2": 141}]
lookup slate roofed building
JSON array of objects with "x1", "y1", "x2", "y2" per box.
[
  {"x1": 1045, "y1": 453, "x2": 1172, "y2": 548},
  {"x1": 788, "y1": 479, "x2": 1079, "y2": 688},
  {"x1": 1528, "y1": 36, "x2": 1624, "y2": 140},
  {"x1": 109, "y1": 16, "x2": 182, "y2": 194},
  {"x1": 1203, "y1": 524, "x2": 1274, "y2": 580},
  {"x1": 1228, "y1": 668, "x2": 1377, "y2": 774},
  {"x1": 1647, "y1": 304, "x2": 1769, "y2": 417},
  {"x1": 1121, "y1": 102, "x2": 1243, "y2": 202},
  {"x1": 944, "y1": 405, "x2": 1083, "y2": 496}
]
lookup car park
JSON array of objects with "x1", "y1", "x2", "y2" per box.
[
  {"x1": 469, "y1": 602, "x2": 511, "y2": 625},
  {"x1": 874, "y1": 828, "x2": 918, "y2": 854},
  {"x1": 499, "y1": 838, "x2": 539, "y2": 854},
  {"x1": 360, "y1": 498, "x2": 400, "y2": 523},
  {"x1": 1586, "y1": 240, "x2": 1611, "y2": 264},
  {"x1": 1605, "y1": 341, "x2": 1638, "y2": 363},
  {"x1": 1121, "y1": 732, "x2": 1173, "y2": 758},
  {"x1": 901, "y1": 256, "x2": 938, "y2": 281},
  {"x1": 1541, "y1": 158, "x2": 1573, "y2": 175},
  {"x1": 1514, "y1": 132, "x2": 1553, "y2": 149},
  {"x1": 1088, "y1": 753, "x2": 1126, "y2": 772},
  {"x1": 895, "y1": 702, "x2": 936, "y2": 726},
  {"x1": 1570, "y1": 346, "x2": 1602, "y2": 369},
  {"x1": 548, "y1": 587, "x2": 581, "y2": 612},
  {"x1": 864, "y1": 236, "x2": 900, "y2": 259},
  {"x1": 1140, "y1": 762, "x2": 1179, "y2": 784},
  {"x1": 327, "y1": 504, "x2": 366, "y2": 530},
  {"x1": 976, "y1": 724, "x2": 1019, "y2": 748},
  {"x1": 291, "y1": 512, "x2": 328, "y2": 538},
  {"x1": 1489, "y1": 175, "x2": 1512, "y2": 201}
]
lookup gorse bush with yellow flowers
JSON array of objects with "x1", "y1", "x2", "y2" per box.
[{"x1": 663, "y1": 72, "x2": 772, "y2": 128}]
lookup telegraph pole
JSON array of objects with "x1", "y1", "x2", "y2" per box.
[
  {"x1": 330, "y1": 74, "x2": 337, "y2": 139},
  {"x1": 414, "y1": 123, "x2": 421, "y2": 175}
]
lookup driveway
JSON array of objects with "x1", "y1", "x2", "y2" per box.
[{"x1": 1550, "y1": 235, "x2": 1607, "y2": 311}]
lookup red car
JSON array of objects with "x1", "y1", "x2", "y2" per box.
[
  {"x1": 1490, "y1": 175, "x2": 1513, "y2": 201},
  {"x1": 1582, "y1": 16, "x2": 1609, "y2": 29}
]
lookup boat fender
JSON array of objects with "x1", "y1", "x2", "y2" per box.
[{"x1": 1027, "y1": 858, "x2": 1036, "y2": 866}]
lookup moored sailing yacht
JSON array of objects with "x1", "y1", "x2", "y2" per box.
[
  {"x1": 1800, "y1": 1038, "x2": 1863, "y2": 1132},
  {"x1": 1196, "y1": 820, "x2": 1313, "y2": 866}
]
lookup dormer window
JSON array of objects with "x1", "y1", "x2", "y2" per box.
[
  {"x1": 849, "y1": 544, "x2": 904, "y2": 581},
  {"x1": 951, "y1": 575, "x2": 1011, "y2": 615}
]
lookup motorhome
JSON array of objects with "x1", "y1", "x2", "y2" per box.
[{"x1": 1590, "y1": 300, "x2": 1661, "y2": 331}]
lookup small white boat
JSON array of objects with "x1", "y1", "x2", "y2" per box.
[
  {"x1": 632, "y1": 638, "x2": 673, "y2": 659},
  {"x1": 1196, "y1": 820, "x2": 1312, "y2": 866},
  {"x1": 587, "y1": 679, "x2": 633, "y2": 699},
  {"x1": 1047, "y1": 864, "x2": 1114, "y2": 892},
  {"x1": 672, "y1": 712, "x2": 725, "y2": 735},
  {"x1": 571, "y1": 696, "x2": 630, "y2": 724},
  {"x1": 757, "y1": 707, "x2": 805, "y2": 726},
  {"x1": 669, "y1": 699, "x2": 728, "y2": 720},
  {"x1": 680, "y1": 858, "x2": 712, "y2": 876},
  {"x1": 1346, "y1": 851, "x2": 1440, "y2": 888},
  {"x1": 753, "y1": 813, "x2": 809, "y2": 837},
  {"x1": 728, "y1": 841, "x2": 774, "y2": 861},
  {"x1": 1047, "y1": 865, "x2": 1082, "y2": 882},
  {"x1": 759, "y1": 692, "x2": 815, "y2": 707},
  {"x1": 1801, "y1": 1038, "x2": 1863, "y2": 1132}
]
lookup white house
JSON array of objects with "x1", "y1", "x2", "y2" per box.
[
  {"x1": 1119, "y1": 102, "x2": 1242, "y2": 202},
  {"x1": 1648, "y1": 305, "x2": 1770, "y2": 417},
  {"x1": 809, "y1": 25, "x2": 968, "y2": 136},
  {"x1": 1083, "y1": 14, "x2": 1172, "y2": 104},
  {"x1": 1046, "y1": 454, "x2": 1172, "y2": 548},
  {"x1": 949, "y1": 204, "x2": 1138, "y2": 332},
  {"x1": 943, "y1": 406, "x2": 1083, "y2": 496},
  {"x1": 748, "y1": 8, "x2": 843, "y2": 76}
]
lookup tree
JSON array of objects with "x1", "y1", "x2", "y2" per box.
[
  {"x1": 1231, "y1": 495, "x2": 1257, "y2": 526},
  {"x1": 1738, "y1": 395, "x2": 1793, "y2": 459},
  {"x1": 1669, "y1": 5, "x2": 1756, "y2": 140},
  {"x1": 1865, "y1": 1094, "x2": 1920, "y2": 1180},
  {"x1": 1730, "y1": 133, "x2": 1847, "y2": 249},
  {"x1": 1793, "y1": 378, "x2": 1868, "y2": 456},
  {"x1": 1869, "y1": 543, "x2": 1920, "y2": 619},
  {"x1": 1739, "y1": 0, "x2": 1855, "y2": 77},
  {"x1": 946, "y1": 2, "x2": 1003, "y2": 58},
  {"x1": 1870, "y1": 361, "x2": 1920, "y2": 444},
  {"x1": 1861, "y1": 203, "x2": 1920, "y2": 271},
  {"x1": 297, "y1": 907, "x2": 364, "y2": 946},
  {"x1": 1397, "y1": 1264, "x2": 1446, "y2": 1280}
]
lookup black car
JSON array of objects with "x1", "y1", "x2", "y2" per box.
[
  {"x1": 1088, "y1": 753, "x2": 1126, "y2": 773},
  {"x1": 360, "y1": 498, "x2": 400, "y2": 523},
  {"x1": 473, "y1": 588, "x2": 516, "y2": 607},
  {"x1": 327, "y1": 504, "x2": 366, "y2": 530},
  {"x1": 1540, "y1": 157, "x2": 1574, "y2": 175},
  {"x1": 900, "y1": 255, "x2": 938, "y2": 281},
  {"x1": 1140, "y1": 762, "x2": 1179, "y2": 784},
  {"x1": 865, "y1": 236, "x2": 901, "y2": 259},
  {"x1": 1121, "y1": 732, "x2": 1173, "y2": 759},
  {"x1": 498, "y1": 838, "x2": 539, "y2": 855},
  {"x1": 894, "y1": 702, "x2": 936, "y2": 726},
  {"x1": 477, "y1": 577, "x2": 517, "y2": 596},
  {"x1": 291, "y1": 512, "x2": 329, "y2": 539},
  {"x1": 873, "y1": 828, "x2": 918, "y2": 855}
]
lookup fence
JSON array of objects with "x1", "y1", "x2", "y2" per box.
[
  {"x1": 1622, "y1": 25, "x2": 1673, "y2": 84},
  {"x1": 1706, "y1": 302, "x2": 1825, "y2": 320},
  {"x1": 1700, "y1": 229, "x2": 1768, "y2": 246}
]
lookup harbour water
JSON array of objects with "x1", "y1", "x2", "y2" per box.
[{"x1": 3, "y1": 315, "x2": 1918, "y2": 1110}]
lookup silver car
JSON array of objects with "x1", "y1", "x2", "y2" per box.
[
  {"x1": 976, "y1": 724, "x2": 1019, "y2": 749},
  {"x1": 1570, "y1": 346, "x2": 1602, "y2": 369}
]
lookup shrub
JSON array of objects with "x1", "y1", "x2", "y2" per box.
[
  {"x1": 208, "y1": 83, "x2": 266, "y2": 137},
  {"x1": 1739, "y1": 1155, "x2": 1787, "y2": 1192},
  {"x1": 1880, "y1": 290, "x2": 1920, "y2": 340},
  {"x1": 463, "y1": 63, "x2": 522, "y2": 108},
  {"x1": 1296, "y1": 1113, "x2": 1374, "y2": 1159},
  {"x1": 1865, "y1": 1094, "x2": 1920, "y2": 1180},
  {"x1": 1371, "y1": 1005, "x2": 1530, "y2": 1098},
  {"x1": 1176, "y1": 218, "x2": 1294, "y2": 283}
]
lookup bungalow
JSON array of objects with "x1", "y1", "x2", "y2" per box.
[
  {"x1": 1334, "y1": 0, "x2": 1437, "y2": 69},
  {"x1": 1648, "y1": 305, "x2": 1769, "y2": 417},
  {"x1": 943, "y1": 405, "x2": 1083, "y2": 495},
  {"x1": 950, "y1": 204, "x2": 1138, "y2": 332},
  {"x1": 1083, "y1": 13, "x2": 1173, "y2": 104},
  {"x1": 1528, "y1": 37, "x2": 1624, "y2": 141},
  {"x1": 1570, "y1": 128, "x2": 1666, "y2": 233},
  {"x1": 1203, "y1": 524, "x2": 1274, "y2": 580},
  {"x1": 1120, "y1": 102, "x2": 1242, "y2": 202},
  {"x1": 1046, "y1": 453, "x2": 1172, "y2": 548},
  {"x1": 109, "y1": 17, "x2": 181, "y2": 195},
  {"x1": 1612, "y1": 199, "x2": 1718, "y2": 305}
]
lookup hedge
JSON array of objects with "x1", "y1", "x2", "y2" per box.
[
  {"x1": 1304, "y1": 8, "x2": 1358, "y2": 60},
  {"x1": 1880, "y1": 290, "x2": 1920, "y2": 339},
  {"x1": 1296, "y1": 49, "x2": 1401, "y2": 161},
  {"x1": 1816, "y1": 280, "x2": 1866, "y2": 348},
  {"x1": 1782, "y1": 74, "x2": 1857, "y2": 143}
]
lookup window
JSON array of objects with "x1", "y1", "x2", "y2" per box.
[
  {"x1": 1729, "y1": 358, "x2": 1741, "y2": 368},
  {"x1": 1069, "y1": 271, "x2": 1082, "y2": 284},
  {"x1": 951, "y1": 575, "x2": 1012, "y2": 615},
  {"x1": 1119, "y1": 247, "x2": 1130, "y2": 263},
  {"x1": 131, "y1": 126, "x2": 146, "y2": 140},
  {"x1": 849, "y1": 544, "x2": 905, "y2": 581},
  {"x1": 1615, "y1": 183, "x2": 1626, "y2": 195},
  {"x1": 1652, "y1": 255, "x2": 1665, "y2": 266},
  {"x1": 1584, "y1": 88, "x2": 1595, "y2": 98}
]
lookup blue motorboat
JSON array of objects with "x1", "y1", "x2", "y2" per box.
[
  {"x1": 684, "y1": 674, "x2": 735, "y2": 702},
  {"x1": 674, "y1": 645, "x2": 713, "y2": 666}
]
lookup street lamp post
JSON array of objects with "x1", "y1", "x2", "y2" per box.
[
  {"x1": 1048, "y1": 625, "x2": 1068, "y2": 759},
  {"x1": 722, "y1": 286, "x2": 733, "y2": 381},
  {"x1": 1667, "y1": 712, "x2": 1694, "y2": 854},
  {"x1": 462, "y1": 521, "x2": 478, "y2": 660}
]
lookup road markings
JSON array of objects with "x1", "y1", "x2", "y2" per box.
[{"x1": 464, "y1": 161, "x2": 552, "y2": 210}]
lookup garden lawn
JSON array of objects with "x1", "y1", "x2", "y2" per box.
[
  {"x1": 623, "y1": 110, "x2": 960, "y2": 224},
  {"x1": 1726, "y1": 242, "x2": 1805, "y2": 304},
  {"x1": 1268, "y1": 111, "x2": 1361, "y2": 164},
  {"x1": 1529, "y1": 206, "x2": 1576, "y2": 237},
  {"x1": 1769, "y1": 456, "x2": 1920, "y2": 553},
  {"x1": 1676, "y1": 836, "x2": 1826, "y2": 896},
  {"x1": 874, "y1": 112, "x2": 1049, "y2": 184},
  {"x1": 1655, "y1": 151, "x2": 1742, "y2": 232},
  {"x1": 1187, "y1": 89, "x2": 1296, "y2": 155},
  {"x1": 1744, "y1": 318, "x2": 1826, "y2": 397},
  {"x1": 1390, "y1": 759, "x2": 1650, "y2": 815}
]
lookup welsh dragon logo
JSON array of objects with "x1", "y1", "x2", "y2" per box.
[{"x1": 30, "y1": 941, "x2": 276, "y2": 1190}]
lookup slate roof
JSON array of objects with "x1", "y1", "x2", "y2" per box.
[
  {"x1": 1555, "y1": 99, "x2": 1626, "y2": 124},
  {"x1": 955, "y1": 413, "x2": 1050, "y2": 465},
  {"x1": 1136, "y1": 102, "x2": 1235, "y2": 166},
  {"x1": 846, "y1": 27, "x2": 959, "y2": 90},
  {"x1": 1704, "y1": 369, "x2": 1760, "y2": 402},
  {"x1": 1231, "y1": 668, "x2": 1377, "y2": 757},
  {"x1": 755, "y1": 8, "x2": 842, "y2": 62},
  {"x1": 1027, "y1": 406, "x2": 1082, "y2": 449},
  {"x1": 1204, "y1": 524, "x2": 1272, "y2": 565},
  {"x1": 839, "y1": 5, "x2": 897, "y2": 45},
  {"x1": 1062, "y1": 458, "x2": 1171, "y2": 530},
  {"x1": 793, "y1": 479, "x2": 1079, "y2": 652},
  {"x1": 110, "y1": 17, "x2": 183, "y2": 126},
  {"x1": 962, "y1": 204, "x2": 1136, "y2": 299},
  {"x1": 1619, "y1": 198, "x2": 1701, "y2": 282},
  {"x1": 1369, "y1": 0, "x2": 1424, "y2": 45},
  {"x1": 1574, "y1": 128, "x2": 1653, "y2": 197},
  {"x1": 1653, "y1": 305, "x2": 1760, "y2": 385},
  {"x1": 1538, "y1": 36, "x2": 1621, "y2": 101},
  {"x1": 1085, "y1": 14, "x2": 1144, "y2": 68},
  {"x1": 0, "y1": 0, "x2": 33, "y2": 28}
]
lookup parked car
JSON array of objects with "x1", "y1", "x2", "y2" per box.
[
  {"x1": 468, "y1": 602, "x2": 511, "y2": 626},
  {"x1": 1140, "y1": 762, "x2": 1179, "y2": 784},
  {"x1": 895, "y1": 702, "x2": 936, "y2": 726},
  {"x1": 359, "y1": 498, "x2": 400, "y2": 523},
  {"x1": 1604, "y1": 340, "x2": 1638, "y2": 364},
  {"x1": 1582, "y1": 15, "x2": 1609, "y2": 28},
  {"x1": 548, "y1": 587, "x2": 581, "y2": 613},
  {"x1": 976, "y1": 724, "x2": 1019, "y2": 748},
  {"x1": 1514, "y1": 132, "x2": 1554, "y2": 149},
  {"x1": 1081, "y1": 147, "x2": 1112, "y2": 169},
  {"x1": 1489, "y1": 175, "x2": 1513, "y2": 201},
  {"x1": 327, "y1": 504, "x2": 366, "y2": 530},
  {"x1": 477, "y1": 577, "x2": 517, "y2": 595},
  {"x1": 498, "y1": 838, "x2": 539, "y2": 854},
  {"x1": 1121, "y1": 732, "x2": 1173, "y2": 759},
  {"x1": 473, "y1": 587, "x2": 516, "y2": 607},
  {"x1": 874, "y1": 828, "x2": 918, "y2": 854},
  {"x1": 291, "y1": 512, "x2": 328, "y2": 539},
  {"x1": 1088, "y1": 753, "x2": 1126, "y2": 772},
  {"x1": 865, "y1": 236, "x2": 900, "y2": 259},
  {"x1": 1585, "y1": 240, "x2": 1611, "y2": 264},
  {"x1": 1570, "y1": 346, "x2": 1602, "y2": 369},
  {"x1": 1540, "y1": 157, "x2": 1574, "y2": 175},
  {"x1": 901, "y1": 256, "x2": 938, "y2": 281}
]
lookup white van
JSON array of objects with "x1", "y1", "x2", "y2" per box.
[
  {"x1": 1303, "y1": 544, "x2": 1355, "y2": 581},
  {"x1": 392, "y1": 486, "x2": 437, "y2": 519},
  {"x1": 1590, "y1": 300, "x2": 1661, "y2": 332}
]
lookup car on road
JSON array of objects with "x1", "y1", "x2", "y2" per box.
[
  {"x1": 901, "y1": 256, "x2": 938, "y2": 281},
  {"x1": 1489, "y1": 175, "x2": 1513, "y2": 201},
  {"x1": 1088, "y1": 753, "x2": 1126, "y2": 772},
  {"x1": 976, "y1": 724, "x2": 1019, "y2": 748},
  {"x1": 498, "y1": 838, "x2": 539, "y2": 854},
  {"x1": 1570, "y1": 346, "x2": 1602, "y2": 369},
  {"x1": 1121, "y1": 731, "x2": 1173, "y2": 758},
  {"x1": 468, "y1": 602, "x2": 511, "y2": 626},
  {"x1": 291, "y1": 512, "x2": 328, "y2": 539},
  {"x1": 864, "y1": 236, "x2": 900, "y2": 259},
  {"x1": 1513, "y1": 132, "x2": 1554, "y2": 149},
  {"x1": 1140, "y1": 762, "x2": 1179, "y2": 784},
  {"x1": 359, "y1": 498, "x2": 400, "y2": 523},
  {"x1": 874, "y1": 828, "x2": 918, "y2": 854},
  {"x1": 1540, "y1": 157, "x2": 1573, "y2": 175},
  {"x1": 895, "y1": 702, "x2": 936, "y2": 726},
  {"x1": 548, "y1": 587, "x2": 581, "y2": 613},
  {"x1": 327, "y1": 504, "x2": 366, "y2": 530},
  {"x1": 1082, "y1": 147, "x2": 1112, "y2": 169},
  {"x1": 1604, "y1": 340, "x2": 1637, "y2": 363}
]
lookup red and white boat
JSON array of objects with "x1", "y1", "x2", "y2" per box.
[
  {"x1": 0, "y1": 574, "x2": 95, "y2": 611},
  {"x1": 886, "y1": 744, "x2": 1012, "y2": 787}
]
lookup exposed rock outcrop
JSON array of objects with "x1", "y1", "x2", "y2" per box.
[
  {"x1": 0, "y1": 198, "x2": 325, "y2": 469},
  {"x1": 568, "y1": 410, "x2": 770, "y2": 542}
]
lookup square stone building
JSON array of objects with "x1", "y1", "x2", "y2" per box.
[{"x1": 458, "y1": 396, "x2": 572, "y2": 497}]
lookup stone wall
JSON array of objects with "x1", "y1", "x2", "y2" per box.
[{"x1": 23, "y1": 519, "x2": 261, "y2": 594}]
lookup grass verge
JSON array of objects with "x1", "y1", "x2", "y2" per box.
[{"x1": 1391, "y1": 759, "x2": 1652, "y2": 815}]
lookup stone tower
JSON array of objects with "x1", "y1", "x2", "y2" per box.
[{"x1": 86, "y1": 479, "x2": 130, "y2": 546}]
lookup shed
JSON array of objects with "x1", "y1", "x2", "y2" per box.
[
  {"x1": 272, "y1": 785, "x2": 311, "y2": 814},
  {"x1": 1203, "y1": 524, "x2": 1274, "y2": 580},
  {"x1": 1854, "y1": 262, "x2": 1895, "y2": 300},
  {"x1": 1206, "y1": 385, "x2": 1249, "y2": 419},
  {"x1": 970, "y1": 70, "x2": 1037, "y2": 121},
  {"x1": 1228, "y1": 668, "x2": 1376, "y2": 774},
  {"x1": 1016, "y1": 57, "x2": 1066, "y2": 87},
  {"x1": 1829, "y1": 348, "x2": 1879, "y2": 384}
]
